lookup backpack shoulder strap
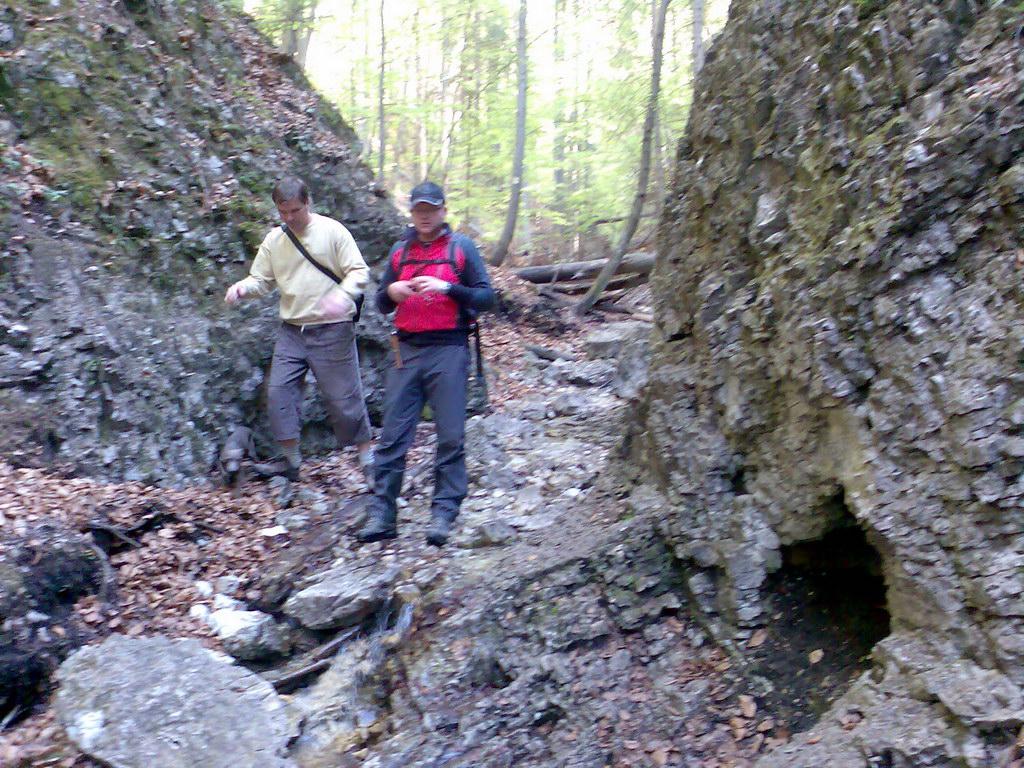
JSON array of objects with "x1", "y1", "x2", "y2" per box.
[
  {"x1": 446, "y1": 234, "x2": 469, "y2": 278},
  {"x1": 393, "y1": 240, "x2": 412, "y2": 271}
]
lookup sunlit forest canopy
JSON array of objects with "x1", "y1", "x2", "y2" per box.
[{"x1": 244, "y1": 0, "x2": 730, "y2": 260}]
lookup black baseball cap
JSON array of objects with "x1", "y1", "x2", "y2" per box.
[{"x1": 409, "y1": 181, "x2": 445, "y2": 208}]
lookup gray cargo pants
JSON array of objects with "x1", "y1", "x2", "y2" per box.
[
  {"x1": 267, "y1": 321, "x2": 371, "y2": 447},
  {"x1": 371, "y1": 342, "x2": 470, "y2": 524}
]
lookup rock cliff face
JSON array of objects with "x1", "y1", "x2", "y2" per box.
[
  {"x1": 629, "y1": 0, "x2": 1024, "y2": 764},
  {"x1": 0, "y1": 0, "x2": 404, "y2": 485}
]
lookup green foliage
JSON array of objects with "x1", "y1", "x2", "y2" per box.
[
  {"x1": 247, "y1": 0, "x2": 321, "y2": 51},
  {"x1": 248, "y1": 0, "x2": 730, "y2": 259},
  {"x1": 854, "y1": 0, "x2": 888, "y2": 20}
]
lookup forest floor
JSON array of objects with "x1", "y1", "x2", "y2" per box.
[
  {"x1": 0, "y1": 272, "x2": 623, "y2": 766},
  {"x1": 0, "y1": 272, "x2": 864, "y2": 768}
]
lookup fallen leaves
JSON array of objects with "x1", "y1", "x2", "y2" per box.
[
  {"x1": 738, "y1": 694, "x2": 757, "y2": 719},
  {"x1": 746, "y1": 629, "x2": 767, "y2": 648}
]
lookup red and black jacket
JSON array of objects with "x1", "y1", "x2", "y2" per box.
[{"x1": 376, "y1": 226, "x2": 495, "y2": 346}]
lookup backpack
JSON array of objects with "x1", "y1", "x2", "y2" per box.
[{"x1": 392, "y1": 234, "x2": 487, "y2": 388}]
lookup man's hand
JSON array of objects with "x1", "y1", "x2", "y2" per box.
[
  {"x1": 410, "y1": 275, "x2": 450, "y2": 294},
  {"x1": 224, "y1": 282, "x2": 247, "y2": 305},
  {"x1": 387, "y1": 280, "x2": 416, "y2": 303},
  {"x1": 319, "y1": 292, "x2": 355, "y2": 321}
]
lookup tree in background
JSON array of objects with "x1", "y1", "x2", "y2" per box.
[
  {"x1": 489, "y1": 0, "x2": 528, "y2": 266},
  {"x1": 692, "y1": 0, "x2": 706, "y2": 75},
  {"x1": 250, "y1": 0, "x2": 320, "y2": 68},
  {"x1": 575, "y1": 0, "x2": 669, "y2": 314},
  {"x1": 246, "y1": 0, "x2": 729, "y2": 261}
]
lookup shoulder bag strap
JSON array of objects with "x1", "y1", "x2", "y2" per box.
[
  {"x1": 282, "y1": 223, "x2": 339, "y2": 283},
  {"x1": 281, "y1": 224, "x2": 364, "y2": 322}
]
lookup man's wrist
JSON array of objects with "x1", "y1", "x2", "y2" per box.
[{"x1": 442, "y1": 281, "x2": 453, "y2": 294}]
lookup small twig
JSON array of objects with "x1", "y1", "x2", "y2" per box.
[
  {"x1": 0, "y1": 703, "x2": 22, "y2": 731},
  {"x1": 263, "y1": 627, "x2": 360, "y2": 692},
  {"x1": 591, "y1": 300, "x2": 636, "y2": 315},
  {"x1": 268, "y1": 657, "x2": 332, "y2": 692},
  {"x1": 192, "y1": 521, "x2": 226, "y2": 535},
  {"x1": 537, "y1": 287, "x2": 575, "y2": 308},
  {"x1": 88, "y1": 542, "x2": 116, "y2": 605},
  {"x1": 85, "y1": 521, "x2": 142, "y2": 549}
]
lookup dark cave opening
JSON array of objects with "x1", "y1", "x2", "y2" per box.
[{"x1": 753, "y1": 502, "x2": 890, "y2": 732}]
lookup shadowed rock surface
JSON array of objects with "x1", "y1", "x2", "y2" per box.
[
  {"x1": 625, "y1": 0, "x2": 1024, "y2": 764},
  {"x1": 0, "y1": 523, "x2": 100, "y2": 722},
  {"x1": 0, "y1": 0, "x2": 404, "y2": 485}
]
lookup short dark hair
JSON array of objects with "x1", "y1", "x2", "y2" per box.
[{"x1": 272, "y1": 177, "x2": 309, "y2": 204}]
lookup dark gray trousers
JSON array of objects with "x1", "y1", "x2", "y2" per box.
[
  {"x1": 267, "y1": 321, "x2": 371, "y2": 447},
  {"x1": 371, "y1": 343, "x2": 469, "y2": 524}
]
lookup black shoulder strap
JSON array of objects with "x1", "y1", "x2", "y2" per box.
[
  {"x1": 282, "y1": 224, "x2": 339, "y2": 283},
  {"x1": 445, "y1": 234, "x2": 484, "y2": 378},
  {"x1": 396, "y1": 239, "x2": 413, "y2": 271},
  {"x1": 398, "y1": 236, "x2": 467, "y2": 272},
  {"x1": 281, "y1": 224, "x2": 364, "y2": 322}
]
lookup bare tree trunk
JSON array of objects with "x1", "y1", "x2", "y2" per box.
[
  {"x1": 489, "y1": 0, "x2": 528, "y2": 267},
  {"x1": 293, "y1": 0, "x2": 317, "y2": 69},
  {"x1": 376, "y1": 0, "x2": 386, "y2": 181},
  {"x1": 575, "y1": 0, "x2": 669, "y2": 315},
  {"x1": 692, "y1": 0, "x2": 706, "y2": 76},
  {"x1": 280, "y1": 0, "x2": 318, "y2": 68},
  {"x1": 414, "y1": 6, "x2": 427, "y2": 181},
  {"x1": 552, "y1": 0, "x2": 566, "y2": 213}
]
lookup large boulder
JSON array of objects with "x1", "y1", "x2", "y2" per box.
[
  {"x1": 627, "y1": 0, "x2": 1024, "y2": 764},
  {"x1": 55, "y1": 635, "x2": 295, "y2": 768}
]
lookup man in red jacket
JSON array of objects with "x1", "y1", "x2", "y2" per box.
[{"x1": 356, "y1": 182, "x2": 495, "y2": 546}]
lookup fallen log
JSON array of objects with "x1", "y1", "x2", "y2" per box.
[
  {"x1": 515, "y1": 252, "x2": 654, "y2": 284},
  {"x1": 540, "y1": 271, "x2": 648, "y2": 295}
]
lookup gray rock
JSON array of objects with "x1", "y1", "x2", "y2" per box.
[
  {"x1": 459, "y1": 519, "x2": 517, "y2": 548},
  {"x1": 283, "y1": 565, "x2": 399, "y2": 630},
  {"x1": 207, "y1": 608, "x2": 293, "y2": 661},
  {"x1": 625, "y1": 0, "x2": 1024, "y2": 763},
  {"x1": 554, "y1": 359, "x2": 618, "y2": 388},
  {"x1": 55, "y1": 635, "x2": 294, "y2": 768}
]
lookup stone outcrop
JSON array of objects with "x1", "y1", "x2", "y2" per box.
[
  {"x1": 0, "y1": 0, "x2": 404, "y2": 485},
  {"x1": 627, "y1": 0, "x2": 1024, "y2": 764}
]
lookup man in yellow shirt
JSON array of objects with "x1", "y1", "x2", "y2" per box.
[{"x1": 225, "y1": 178, "x2": 373, "y2": 484}]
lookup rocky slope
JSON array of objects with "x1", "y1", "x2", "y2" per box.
[
  {"x1": 0, "y1": 0, "x2": 404, "y2": 486},
  {"x1": 627, "y1": 0, "x2": 1024, "y2": 764},
  {"x1": 6, "y1": 318, "x2": 812, "y2": 768}
]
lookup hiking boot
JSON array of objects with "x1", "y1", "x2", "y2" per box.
[
  {"x1": 355, "y1": 516, "x2": 397, "y2": 543},
  {"x1": 251, "y1": 457, "x2": 300, "y2": 482},
  {"x1": 425, "y1": 516, "x2": 453, "y2": 547},
  {"x1": 360, "y1": 461, "x2": 375, "y2": 493}
]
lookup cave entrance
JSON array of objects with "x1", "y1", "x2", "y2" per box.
[{"x1": 754, "y1": 494, "x2": 890, "y2": 731}]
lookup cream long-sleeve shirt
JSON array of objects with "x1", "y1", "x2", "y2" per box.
[{"x1": 236, "y1": 213, "x2": 369, "y2": 326}]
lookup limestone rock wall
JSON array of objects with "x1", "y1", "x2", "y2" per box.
[
  {"x1": 0, "y1": 0, "x2": 405, "y2": 484},
  {"x1": 629, "y1": 0, "x2": 1024, "y2": 763}
]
